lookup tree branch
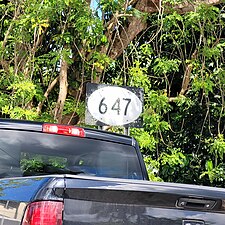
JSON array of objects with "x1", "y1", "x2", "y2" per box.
[
  {"x1": 104, "y1": 0, "x2": 222, "y2": 59},
  {"x1": 0, "y1": 3, "x2": 20, "y2": 72},
  {"x1": 37, "y1": 76, "x2": 59, "y2": 114},
  {"x1": 169, "y1": 50, "x2": 198, "y2": 102},
  {"x1": 2, "y1": 3, "x2": 20, "y2": 49}
]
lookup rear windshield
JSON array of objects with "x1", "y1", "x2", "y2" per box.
[{"x1": 0, "y1": 129, "x2": 143, "y2": 180}]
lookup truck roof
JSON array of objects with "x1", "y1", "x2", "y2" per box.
[{"x1": 0, "y1": 118, "x2": 134, "y2": 145}]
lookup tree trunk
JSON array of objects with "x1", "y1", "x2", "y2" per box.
[
  {"x1": 108, "y1": 16, "x2": 148, "y2": 59},
  {"x1": 103, "y1": 0, "x2": 222, "y2": 59},
  {"x1": 54, "y1": 58, "x2": 68, "y2": 123}
]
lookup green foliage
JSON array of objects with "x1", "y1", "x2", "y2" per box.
[
  {"x1": 20, "y1": 155, "x2": 66, "y2": 174},
  {"x1": 48, "y1": 157, "x2": 66, "y2": 168},
  {"x1": 202, "y1": 46, "x2": 222, "y2": 60},
  {"x1": 8, "y1": 78, "x2": 36, "y2": 105},
  {"x1": 20, "y1": 158, "x2": 45, "y2": 173},
  {"x1": 144, "y1": 156, "x2": 162, "y2": 181},
  {"x1": 92, "y1": 52, "x2": 113, "y2": 71},
  {"x1": 146, "y1": 90, "x2": 171, "y2": 114},
  {"x1": 2, "y1": 106, "x2": 38, "y2": 120},
  {"x1": 153, "y1": 58, "x2": 181, "y2": 75},
  {"x1": 1, "y1": 0, "x2": 225, "y2": 186},
  {"x1": 131, "y1": 128, "x2": 158, "y2": 151},
  {"x1": 209, "y1": 134, "x2": 225, "y2": 161},
  {"x1": 0, "y1": 0, "x2": 105, "y2": 121},
  {"x1": 163, "y1": 12, "x2": 184, "y2": 30},
  {"x1": 63, "y1": 97, "x2": 86, "y2": 121},
  {"x1": 192, "y1": 74, "x2": 214, "y2": 95},
  {"x1": 200, "y1": 157, "x2": 225, "y2": 185},
  {"x1": 128, "y1": 61, "x2": 151, "y2": 93},
  {"x1": 163, "y1": 0, "x2": 184, "y2": 6},
  {"x1": 202, "y1": 134, "x2": 225, "y2": 184},
  {"x1": 108, "y1": 3, "x2": 225, "y2": 185},
  {"x1": 160, "y1": 148, "x2": 187, "y2": 182}
]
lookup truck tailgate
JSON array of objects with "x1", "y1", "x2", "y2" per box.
[{"x1": 63, "y1": 176, "x2": 225, "y2": 225}]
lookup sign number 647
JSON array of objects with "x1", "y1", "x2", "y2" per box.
[{"x1": 99, "y1": 97, "x2": 131, "y2": 116}]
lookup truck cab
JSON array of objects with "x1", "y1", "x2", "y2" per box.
[{"x1": 0, "y1": 119, "x2": 148, "y2": 180}]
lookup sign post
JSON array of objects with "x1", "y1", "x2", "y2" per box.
[{"x1": 85, "y1": 83, "x2": 143, "y2": 132}]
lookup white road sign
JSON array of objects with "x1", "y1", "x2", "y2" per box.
[{"x1": 85, "y1": 83, "x2": 143, "y2": 126}]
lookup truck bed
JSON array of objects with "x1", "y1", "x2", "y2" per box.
[{"x1": 0, "y1": 175, "x2": 224, "y2": 225}]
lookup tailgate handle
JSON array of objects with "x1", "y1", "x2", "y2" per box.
[{"x1": 177, "y1": 198, "x2": 216, "y2": 209}]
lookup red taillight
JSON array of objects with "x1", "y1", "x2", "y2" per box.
[
  {"x1": 22, "y1": 201, "x2": 63, "y2": 225},
  {"x1": 43, "y1": 124, "x2": 85, "y2": 137}
]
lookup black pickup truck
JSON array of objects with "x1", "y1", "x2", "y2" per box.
[{"x1": 0, "y1": 119, "x2": 224, "y2": 225}]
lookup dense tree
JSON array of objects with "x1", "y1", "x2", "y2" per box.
[{"x1": 0, "y1": 0, "x2": 225, "y2": 186}]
